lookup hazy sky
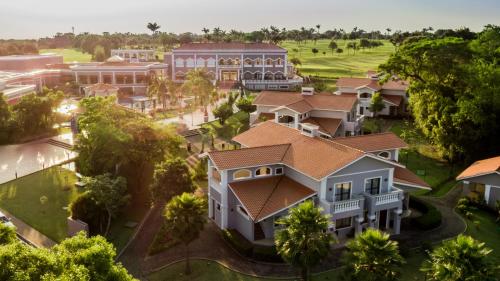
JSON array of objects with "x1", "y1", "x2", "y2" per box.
[{"x1": 1, "y1": 0, "x2": 499, "y2": 39}]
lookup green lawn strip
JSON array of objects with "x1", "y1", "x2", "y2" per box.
[
  {"x1": 202, "y1": 111, "x2": 249, "y2": 142},
  {"x1": 40, "y1": 48, "x2": 92, "y2": 63},
  {"x1": 107, "y1": 202, "x2": 149, "y2": 253},
  {"x1": 463, "y1": 209, "x2": 500, "y2": 263},
  {"x1": 0, "y1": 166, "x2": 81, "y2": 242},
  {"x1": 280, "y1": 39, "x2": 394, "y2": 78}
]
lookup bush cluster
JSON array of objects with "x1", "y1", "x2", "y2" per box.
[{"x1": 222, "y1": 229, "x2": 283, "y2": 263}]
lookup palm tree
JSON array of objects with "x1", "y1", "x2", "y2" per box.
[
  {"x1": 148, "y1": 75, "x2": 170, "y2": 109},
  {"x1": 180, "y1": 69, "x2": 214, "y2": 122},
  {"x1": 342, "y1": 228, "x2": 404, "y2": 281},
  {"x1": 202, "y1": 27, "x2": 210, "y2": 42},
  {"x1": 421, "y1": 235, "x2": 496, "y2": 281},
  {"x1": 275, "y1": 201, "x2": 334, "y2": 281},
  {"x1": 163, "y1": 193, "x2": 205, "y2": 275},
  {"x1": 147, "y1": 22, "x2": 161, "y2": 35}
]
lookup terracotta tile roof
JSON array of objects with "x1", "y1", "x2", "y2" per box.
[
  {"x1": 208, "y1": 144, "x2": 290, "y2": 170},
  {"x1": 381, "y1": 94, "x2": 403, "y2": 106},
  {"x1": 394, "y1": 166, "x2": 431, "y2": 189},
  {"x1": 229, "y1": 176, "x2": 316, "y2": 222},
  {"x1": 337, "y1": 77, "x2": 374, "y2": 89},
  {"x1": 254, "y1": 91, "x2": 357, "y2": 112},
  {"x1": 174, "y1": 42, "x2": 285, "y2": 51},
  {"x1": 457, "y1": 156, "x2": 500, "y2": 180},
  {"x1": 279, "y1": 100, "x2": 313, "y2": 114},
  {"x1": 333, "y1": 132, "x2": 408, "y2": 152},
  {"x1": 232, "y1": 121, "x2": 364, "y2": 179},
  {"x1": 382, "y1": 80, "x2": 409, "y2": 91},
  {"x1": 252, "y1": 112, "x2": 275, "y2": 125},
  {"x1": 337, "y1": 77, "x2": 408, "y2": 91},
  {"x1": 301, "y1": 117, "x2": 342, "y2": 136}
]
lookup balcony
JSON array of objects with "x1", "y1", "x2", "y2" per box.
[
  {"x1": 364, "y1": 187, "x2": 404, "y2": 213},
  {"x1": 320, "y1": 196, "x2": 364, "y2": 216},
  {"x1": 242, "y1": 78, "x2": 303, "y2": 85},
  {"x1": 345, "y1": 115, "x2": 365, "y2": 133}
]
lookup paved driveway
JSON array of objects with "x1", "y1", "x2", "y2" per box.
[{"x1": 0, "y1": 137, "x2": 76, "y2": 184}]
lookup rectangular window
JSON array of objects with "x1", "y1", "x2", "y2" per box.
[
  {"x1": 359, "y1": 106, "x2": 364, "y2": 115},
  {"x1": 275, "y1": 167, "x2": 284, "y2": 175},
  {"x1": 336, "y1": 217, "x2": 352, "y2": 229},
  {"x1": 217, "y1": 203, "x2": 221, "y2": 211},
  {"x1": 365, "y1": 177, "x2": 381, "y2": 195},
  {"x1": 335, "y1": 182, "x2": 351, "y2": 201}
]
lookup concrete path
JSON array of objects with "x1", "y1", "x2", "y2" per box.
[
  {"x1": 0, "y1": 135, "x2": 77, "y2": 184},
  {"x1": 0, "y1": 207, "x2": 56, "y2": 248}
]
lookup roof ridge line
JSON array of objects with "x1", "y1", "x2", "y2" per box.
[{"x1": 254, "y1": 176, "x2": 284, "y2": 221}]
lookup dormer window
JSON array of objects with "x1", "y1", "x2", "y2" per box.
[
  {"x1": 275, "y1": 167, "x2": 284, "y2": 175},
  {"x1": 360, "y1": 92, "x2": 371, "y2": 98},
  {"x1": 255, "y1": 166, "x2": 271, "y2": 177},
  {"x1": 378, "y1": 151, "x2": 391, "y2": 159},
  {"x1": 233, "y1": 169, "x2": 251, "y2": 180}
]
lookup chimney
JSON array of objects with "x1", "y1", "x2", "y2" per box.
[
  {"x1": 301, "y1": 87, "x2": 314, "y2": 96},
  {"x1": 300, "y1": 123, "x2": 319, "y2": 138}
]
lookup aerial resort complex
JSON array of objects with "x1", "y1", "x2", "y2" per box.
[{"x1": 0, "y1": 1, "x2": 499, "y2": 281}]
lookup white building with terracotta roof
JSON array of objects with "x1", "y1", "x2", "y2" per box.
[
  {"x1": 166, "y1": 42, "x2": 302, "y2": 90},
  {"x1": 457, "y1": 156, "x2": 500, "y2": 209},
  {"x1": 207, "y1": 121, "x2": 430, "y2": 243},
  {"x1": 336, "y1": 71, "x2": 409, "y2": 117},
  {"x1": 251, "y1": 89, "x2": 363, "y2": 137}
]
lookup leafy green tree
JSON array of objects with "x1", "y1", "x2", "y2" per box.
[
  {"x1": 93, "y1": 45, "x2": 106, "y2": 62},
  {"x1": 380, "y1": 27, "x2": 500, "y2": 163},
  {"x1": 84, "y1": 174, "x2": 130, "y2": 236},
  {"x1": 328, "y1": 40, "x2": 338, "y2": 54},
  {"x1": 275, "y1": 201, "x2": 334, "y2": 281},
  {"x1": 12, "y1": 93, "x2": 54, "y2": 135},
  {"x1": 336, "y1": 48, "x2": 344, "y2": 55},
  {"x1": 0, "y1": 223, "x2": 16, "y2": 245},
  {"x1": 341, "y1": 228, "x2": 404, "y2": 281},
  {"x1": 163, "y1": 193, "x2": 206, "y2": 275},
  {"x1": 368, "y1": 92, "x2": 386, "y2": 116},
  {"x1": 290, "y1": 57, "x2": 302, "y2": 66},
  {"x1": 0, "y1": 92, "x2": 12, "y2": 143},
  {"x1": 147, "y1": 22, "x2": 161, "y2": 35},
  {"x1": 181, "y1": 69, "x2": 214, "y2": 121},
  {"x1": 421, "y1": 235, "x2": 497, "y2": 281},
  {"x1": 213, "y1": 102, "x2": 233, "y2": 125},
  {"x1": 236, "y1": 96, "x2": 256, "y2": 116},
  {"x1": 150, "y1": 157, "x2": 195, "y2": 204},
  {"x1": 311, "y1": 48, "x2": 319, "y2": 56}
]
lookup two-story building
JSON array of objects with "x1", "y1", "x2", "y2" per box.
[
  {"x1": 110, "y1": 49, "x2": 156, "y2": 62},
  {"x1": 207, "y1": 121, "x2": 430, "y2": 243},
  {"x1": 336, "y1": 71, "x2": 409, "y2": 117},
  {"x1": 251, "y1": 88, "x2": 363, "y2": 137},
  {"x1": 165, "y1": 42, "x2": 302, "y2": 90}
]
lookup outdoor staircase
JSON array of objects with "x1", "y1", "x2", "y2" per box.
[
  {"x1": 46, "y1": 139, "x2": 73, "y2": 150},
  {"x1": 186, "y1": 154, "x2": 201, "y2": 169}
]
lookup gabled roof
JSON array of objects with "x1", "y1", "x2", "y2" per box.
[
  {"x1": 394, "y1": 166, "x2": 431, "y2": 189},
  {"x1": 229, "y1": 176, "x2": 316, "y2": 222},
  {"x1": 300, "y1": 117, "x2": 342, "y2": 136},
  {"x1": 173, "y1": 42, "x2": 285, "y2": 51},
  {"x1": 209, "y1": 144, "x2": 290, "y2": 170},
  {"x1": 381, "y1": 94, "x2": 403, "y2": 106},
  {"x1": 333, "y1": 132, "x2": 408, "y2": 152},
  {"x1": 457, "y1": 156, "x2": 500, "y2": 180},
  {"x1": 337, "y1": 77, "x2": 409, "y2": 91},
  {"x1": 254, "y1": 91, "x2": 357, "y2": 112}
]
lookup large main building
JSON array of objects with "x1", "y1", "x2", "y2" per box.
[{"x1": 165, "y1": 42, "x2": 302, "y2": 90}]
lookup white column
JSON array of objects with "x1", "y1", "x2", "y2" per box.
[
  {"x1": 215, "y1": 54, "x2": 219, "y2": 80},
  {"x1": 194, "y1": 54, "x2": 197, "y2": 70},
  {"x1": 294, "y1": 113, "x2": 299, "y2": 129},
  {"x1": 394, "y1": 149, "x2": 399, "y2": 162},
  {"x1": 75, "y1": 72, "x2": 79, "y2": 84},
  {"x1": 207, "y1": 161, "x2": 213, "y2": 219},
  {"x1": 284, "y1": 53, "x2": 288, "y2": 76},
  {"x1": 388, "y1": 168, "x2": 394, "y2": 191},
  {"x1": 133, "y1": 72, "x2": 137, "y2": 84},
  {"x1": 112, "y1": 72, "x2": 116, "y2": 84},
  {"x1": 98, "y1": 72, "x2": 102, "y2": 83},
  {"x1": 484, "y1": 185, "x2": 491, "y2": 205},
  {"x1": 320, "y1": 178, "x2": 327, "y2": 200},
  {"x1": 274, "y1": 112, "x2": 279, "y2": 123},
  {"x1": 261, "y1": 54, "x2": 265, "y2": 81},
  {"x1": 220, "y1": 170, "x2": 229, "y2": 229}
]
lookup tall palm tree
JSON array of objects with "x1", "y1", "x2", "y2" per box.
[
  {"x1": 202, "y1": 27, "x2": 210, "y2": 42},
  {"x1": 341, "y1": 228, "x2": 404, "y2": 281},
  {"x1": 147, "y1": 22, "x2": 161, "y2": 35},
  {"x1": 275, "y1": 201, "x2": 334, "y2": 281},
  {"x1": 180, "y1": 69, "x2": 214, "y2": 122},
  {"x1": 421, "y1": 235, "x2": 496, "y2": 281},
  {"x1": 163, "y1": 192, "x2": 205, "y2": 275},
  {"x1": 148, "y1": 75, "x2": 169, "y2": 109}
]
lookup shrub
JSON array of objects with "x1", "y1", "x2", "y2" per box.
[
  {"x1": 409, "y1": 197, "x2": 442, "y2": 230},
  {"x1": 222, "y1": 229, "x2": 253, "y2": 257},
  {"x1": 69, "y1": 192, "x2": 105, "y2": 235},
  {"x1": 252, "y1": 245, "x2": 283, "y2": 263}
]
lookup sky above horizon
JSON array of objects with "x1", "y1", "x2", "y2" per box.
[{"x1": 1, "y1": 0, "x2": 499, "y2": 39}]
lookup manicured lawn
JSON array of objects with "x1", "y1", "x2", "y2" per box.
[
  {"x1": 388, "y1": 119, "x2": 461, "y2": 196},
  {"x1": 0, "y1": 166, "x2": 81, "y2": 242},
  {"x1": 463, "y1": 209, "x2": 500, "y2": 263},
  {"x1": 40, "y1": 48, "x2": 92, "y2": 63},
  {"x1": 280, "y1": 39, "x2": 394, "y2": 79},
  {"x1": 202, "y1": 111, "x2": 249, "y2": 141}
]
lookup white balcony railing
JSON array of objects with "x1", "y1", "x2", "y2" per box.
[
  {"x1": 366, "y1": 187, "x2": 404, "y2": 206},
  {"x1": 242, "y1": 78, "x2": 303, "y2": 85},
  {"x1": 333, "y1": 198, "x2": 362, "y2": 213}
]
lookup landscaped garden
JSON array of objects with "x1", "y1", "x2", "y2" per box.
[
  {"x1": 280, "y1": 39, "x2": 394, "y2": 79},
  {"x1": 40, "y1": 48, "x2": 92, "y2": 63},
  {"x1": 0, "y1": 166, "x2": 80, "y2": 242}
]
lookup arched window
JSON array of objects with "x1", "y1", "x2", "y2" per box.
[
  {"x1": 274, "y1": 72, "x2": 285, "y2": 80},
  {"x1": 233, "y1": 169, "x2": 251, "y2": 180},
  {"x1": 359, "y1": 92, "x2": 371, "y2": 98},
  {"x1": 207, "y1": 58, "x2": 216, "y2": 67},
  {"x1": 234, "y1": 58, "x2": 240, "y2": 65},
  {"x1": 265, "y1": 58, "x2": 273, "y2": 66},
  {"x1": 255, "y1": 167, "x2": 271, "y2": 176},
  {"x1": 196, "y1": 58, "x2": 205, "y2": 67},
  {"x1": 255, "y1": 58, "x2": 262, "y2": 65},
  {"x1": 244, "y1": 58, "x2": 253, "y2": 66},
  {"x1": 254, "y1": 72, "x2": 262, "y2": 80},
  {"x1": 276, "y1": 58, "x2": 283, "y2": 65},
  {"x1": 219, "y1": 58, "x2": 225, "y2": 65},
  {"x1": 226, "y1": 59, "x2": 233, "y2": 65},
  {"x1": 186, "y1": 58, "x2": 195, "y2": 67},
  {"x1": 243, "y1": 72, "x2": 253, "y2": 80},
  {"x1": 264, "y1": 72, "x2": 274, "y2": 80},
  {"x1": 378, "y1": 151, "x2": 390, "y2": 159},
  {"x1": 175, "y1": 58, "x2": 184, "y2": 67}
]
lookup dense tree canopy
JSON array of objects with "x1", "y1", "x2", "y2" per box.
[
  {"x1": 150, "y1": 157, "x2": 195, "y2": 204},
  {"x1": 0, "y1": 224, "x2": 16, "y2": 245},
  {"x1": 380, "y1": 25, "x2": 500, "y2": 163}
]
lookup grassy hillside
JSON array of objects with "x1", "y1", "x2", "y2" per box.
[
  {"x1": 280, "y1": 39, "x2": 394, "y2": 78},
  {"x1": 40, "y1": 48, "x2": 92, "y2": 63}
]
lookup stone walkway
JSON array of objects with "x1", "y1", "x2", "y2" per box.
[
  {"x1": 119, "y1": 187, "x2": 466, "y2": 280},
  {"x1": 0, "y1": 207, "x2": 56, "y2": 248},
  {"x1": 0, "y1": 135, "x2": 76, "y2": 184}
]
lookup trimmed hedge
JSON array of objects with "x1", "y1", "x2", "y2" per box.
[
  {"x1": 409, "y1": 197, "x2": 442, "y2": 230},
  {"x1": 222, "y1": 229, "x2": 283, "y2": 263}
]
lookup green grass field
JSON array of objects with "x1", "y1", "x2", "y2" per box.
[
  {"x1": 463, "y1": 209, "x2": 500, "y2": 263},
  {"x1": 0, "y1": 166, "x2": 80, "y2": 242},
  {"x1": 280, "y1": 39, "x2": 394, "y2": 79},
  {"x1": 40, "y1": 48, "x2": 92, "y2": 63}
]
